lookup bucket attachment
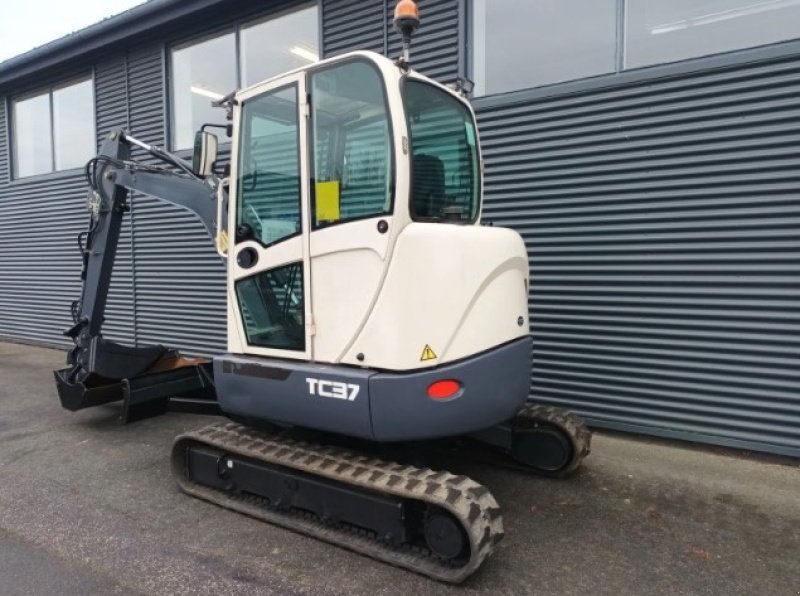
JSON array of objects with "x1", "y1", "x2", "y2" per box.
[{"x1": 54, "y1": 369, "x2": 123, "y2": 411}]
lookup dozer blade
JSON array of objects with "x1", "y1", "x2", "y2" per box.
[
  {"x1": 172, "y1": 421, "x2": 504, "y2": 583},
  {"x1": 55, "y1": 363, "x2": 219, "y2": 423}
]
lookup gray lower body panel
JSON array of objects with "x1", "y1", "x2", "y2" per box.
[
  {"x1": 215, "y1": 358, "x2": 375, "y2": 439},
  {"x1": 369, "y1": 338, "x2": 533, "y2": 440},
  {"x1": 214, "y1": 336, "x2": 532, "y2": 442}
]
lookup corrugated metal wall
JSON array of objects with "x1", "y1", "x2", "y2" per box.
[
  {"x1": 385, "y1": 0, "x2": 459, "y2": 83},
  {"x1": 322, "y1": 0, "x2": 460, "y2": 83},
  {"x1": 0, "y1": 102, "x2": 7, "y2": 184},
  {"x1": 0, "y1": 65, "x2": 89, "y2": 347},
  {"x1": 95, "y1": 55, "x2": 136, "y2": 344},
  {"x1": 126, "y1": 45, "x2": 227, "y2": 354},
  {"x1": 1, "y1": 0, "x2": 798, "y2": 457},
  {"x1": 477, "y1": 51, "x2": 800, "y2": 457},
  {"x1": 0, "y1": 44, "x2": 226, "y2": 353},
  {"x1": 322, "y1": 0, "x2": 385, "y2": 56}
]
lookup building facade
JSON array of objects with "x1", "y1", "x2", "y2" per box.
[{"x1": 0, "y1": 0, "x2": 798, "y2": 457}]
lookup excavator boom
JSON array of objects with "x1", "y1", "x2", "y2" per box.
[{"x1": 55, "y1": 129, "x2": 222, "y2": 420}]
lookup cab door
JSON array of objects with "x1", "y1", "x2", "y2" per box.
[
  {"x1": 228, "y1": 73, "x2": 313, "y2": 360},
  {"x1": 306, "y1": 58, "x2": 398, "y2": 364}
]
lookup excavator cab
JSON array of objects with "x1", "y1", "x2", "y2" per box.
[
  {"x1": 223, "y1": 52, "x2": 519, "y2": 362},
  {"x1": 197, "y1": 51, "x2": 534, "y2": 441}
]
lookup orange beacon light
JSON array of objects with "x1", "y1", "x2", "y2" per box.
[{"x1": 394, "y1": 0, "x2": 420, "y2": 63}]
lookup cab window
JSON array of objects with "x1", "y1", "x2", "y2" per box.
[
  {"x1": 236, "y1": 84, "x2": 301, "y2": 247},
  {"x1": 403, "y1": 80, "x2": 480, "y2": 222},
  {"x1": 310, "y1": 61, "x2": 393, "y2": 228}
]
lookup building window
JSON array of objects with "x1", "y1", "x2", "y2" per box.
[
  {"x1": 625, "y1": 0, "x2": 800, "y2": 69},
  {"x1": 12, "y1": 77, "x2": 95, "y2": 178},
  {"x1": 169, "y1": 2, "x2": 319, "y2": 150},
  {"x1": 241, "y1": 5, "x2": 320, "y2": 87},
  {"x1": 171, "y1": 33, "x2": 237, "y2": 151},
  {"x1": 471, "y1": 0, "x2": 618, "y2": 97}
]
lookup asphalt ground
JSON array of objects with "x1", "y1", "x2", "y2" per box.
[{"x1": 0, "y1": 340, "x2": 798, "y2": 595}]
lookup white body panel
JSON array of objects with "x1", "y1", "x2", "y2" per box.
[
  {"x1": 304, "y1": 55, "x2": 413, "y2": 363},
  {"x1": 310, "y1": 216, "x2": 392, "y2": 362},
  {"x1": 343, "y1": 223, "x2": 529, "y2": 370}
]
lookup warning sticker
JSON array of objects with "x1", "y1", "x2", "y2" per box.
[{"x1": 420, "y1": 345, "x2": 438, "y2": 362}]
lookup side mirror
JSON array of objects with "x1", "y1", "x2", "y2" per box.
[{"x1": 193, "y1": 130, "x2": 218, "y2": 177}]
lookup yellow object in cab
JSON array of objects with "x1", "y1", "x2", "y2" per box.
[{"x1": 316, "y1": 180, "x2": 341, "y2": 222}]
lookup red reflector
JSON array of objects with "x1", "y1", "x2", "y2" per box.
[{"x1": 427, "y1": 380, "x2": 461, "y2": 400}]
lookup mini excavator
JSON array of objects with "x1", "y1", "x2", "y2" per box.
[{"x1": 54, "y1": 1, "x2": 590, "y2": 582}]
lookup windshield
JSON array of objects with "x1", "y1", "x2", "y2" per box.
[{"x1": 402, "y1": 80, "x2": 480, "y2": 222}]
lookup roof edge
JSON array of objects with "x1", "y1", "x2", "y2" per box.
[{"x1": 0, "y1": 0, "x2": 225, "y2": 88}]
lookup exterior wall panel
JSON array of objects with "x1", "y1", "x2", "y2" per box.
[
  {"x1": 323, "y1": 0, "x2": 460, "y2": 83},
  {"x1": 94, "y1": 55, "x2": 135, "y2": 344},
  {"x1": 322, "y1": 0, "x2": 385, "y2": 56},
  {"x1": 127, "y1": 44, "x2": 226, "y2": 355},
  {"x1": 386, "y1": 0, "x2": 459, "y2": 83},
  {"x1": 0, "y1": 56, "x2": 134, "y2": 347},
  {"x1": 477, "y1": 52, "x2": 800, "y2": 457},
  {"x1": 0, "y1": 171, "x2": 87, "y2": 346},
  {"x1": 95, "y1": 57, "x2": 129, "y2": 140},
  {"x1": 0, "y1": 100, "x2": 8, "y2": 185}
]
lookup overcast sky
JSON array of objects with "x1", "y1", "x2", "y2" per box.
[{"x1": 0, "y1": 0, "x2": 147, "y2": 63}]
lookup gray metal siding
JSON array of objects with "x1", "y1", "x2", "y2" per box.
[
  {"x1": 1, "y1": 0, "x2": 797, "y2": 458},
  {"x1": 126, "y1": 44, "x2": 226, "y2": 355},
  {"x1": 477, "y1": 53, "x2": 800, "y2": 457},
  {"x1": 0, "y1": 58, "x2": 135, "y2": 348},
  {"x1": 0, "y1": 170, "x2": 86, "y2": 347},
  {"x1": 0, "y1": 69, "x2": 90, "y2": 346},
  {"x1": 386, "y1": 0, "x2": 459, "y2": 83},
  {"x1": 0, "y1": 43, "x2": 225, "y2": 353},
  {"x1": 322, "y1": 0, "x2": 460, "y2": 83},
  {"x1": 322, "y1": 0, "x2": 385, "y2": 56},
  {"x1": 0, "y1": 100, "x2": 7, "y2": 185},
  {"x1": 95, "y1": 56, "x2": 136, "y2": 344}
]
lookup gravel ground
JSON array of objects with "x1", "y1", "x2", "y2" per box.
[{"x1": 0, "y1": 340, "x2": 798, "y2": 595}]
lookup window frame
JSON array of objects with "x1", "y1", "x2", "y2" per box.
[
  {"x1": 235, "y1": 260, "x2": 306, "y2": 351},
  {"x1": 623, "y1": 0, "x2": 800, "y2": 71},
  {"x1": 468, "y1": 0, "x2": 620, "y2": 99},
  {"x1": 401, "y1": 76, "x2": 480, "y2": 226},
  {"x1": 166, "y1": 0, "x2": 321, "y2": 151},
  {"x1": 469, "y1": 0, "x2": 800, "y2": 100},
  {"x1": 307, "y1": 56, "x2": 396, "y2": 232},
  {"x1": 236, "y1": 82, "x2": 304, "y2": 251},
  {"x1": 10, "y1": 74, "x2": 95, "y2": 180}
]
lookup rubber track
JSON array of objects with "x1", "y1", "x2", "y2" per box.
[
  {"x1": 514, "y1": 405, "x2": 592, "y2": 477},
  {"x1": 171, "y1": 421, "x2": 504, "y2": 583}
]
